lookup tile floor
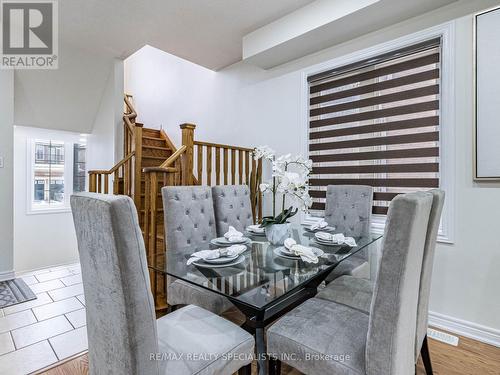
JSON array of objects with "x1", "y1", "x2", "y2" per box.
[{"x1": 0, "y1": 263, "x2": 87, "y2": 375}]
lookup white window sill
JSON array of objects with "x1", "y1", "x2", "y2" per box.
[{"x1": 27, "y1": 207, "x2": 71, "y2": 215}]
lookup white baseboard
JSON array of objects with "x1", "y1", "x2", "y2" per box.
[
  {"x1": 429, "y1": 311, "x2": 500, "y2": 348},
  {"x1": 0, "y1": 270, "x2": 15, "y2": 282}
]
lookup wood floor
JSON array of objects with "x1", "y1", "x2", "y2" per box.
[{"x1": 37, "y1": 322, "x2": 500, "y2": 375}]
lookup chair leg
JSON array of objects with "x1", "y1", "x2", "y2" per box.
[
  {"x1": 238, "y1": 363, "x2": 252, "y2": 375},
  {"x1": 269, "y1": 358, "x2": 281, "y2": 375},
  {"x1": 421, "y1": 334, "x2": 433, "y2": 375}
]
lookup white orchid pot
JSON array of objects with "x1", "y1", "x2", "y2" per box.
[{"x1": 265, "y1": 223, "x2": 292, "y2": 246}]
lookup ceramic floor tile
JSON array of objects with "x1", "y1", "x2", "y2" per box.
[
  {"x1": 0, "y1": 340, "x2": 57, "y2": 375},
  {"x1": 0, "y1": 332, "x2": 14, "y2": 355},
  {"x1": 11, "y1": 315, "x2": 73, "y2": 349},
  {"x1": 60, "y1": 273, "x2": 83, "y2": 286},
  {"x1": 32, "y1": 297, "x2": 83, "y2": 321},
  {"x1": 0, "y1": 310, "x2": 36, "y2": 333},
  {"x1": 29, "y1": 279, "x2": 65, "y2": 294},
  {"x1": 77, "y1": 294, "x2": 85, "y2": 306},
  {"x1": 65, "y1": 308, "x2": 86, "y2": 329},
  {"x1": 48, "y1": 283, "x2": 84, "y2": 302},
  {"x1": 20, "y1": 275, "x2": 38, "y2": 286},
  {"x1": 49, "y1": 326, "x2": 88, "y2": 360},
  {"x1": 49, "y1": 263, "x2": 79, "y2": 272},
  {"x1": 2, "y1": 293, "x2": 53, "y2": 316},
  {"x1": 35, "y1": 268, "x2": 76, "y2": 283}
]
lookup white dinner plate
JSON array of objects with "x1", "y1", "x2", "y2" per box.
[
  {"x1": 203, "y1": 253, "x2": 240, "y2": 264},
  {"x1": 192, "y1": 255, "x2": 246, "y2": 268},
  {"x1": 273, "y1": 247, "x2": 324, "y2": 260},
  {"x1": 210, "y1": 237, "x2": 251, "y2": 246}
]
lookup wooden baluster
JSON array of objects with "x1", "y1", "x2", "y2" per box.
[
  {"x1": 206, "y1": 146, "x2": 212, "y2": 185},
  {"x1": 97, "y1": 174, "x2": 102, "y2": 193},
  {"x1": 104, "y1": 175, "x2": 109, "y2": 194},
  {"x1": 149, "y1": 172, "x2": 158, "y2": 260},
  {"x1": 124, "y1": 158, "x2": 130, "y2": 196},
  {"x1": 257, "y1": 158, "x2": 263, "y2": 222},
  {"x1": 89, "y1": 173, "x2": 97, "y2": 192},
  {"x1": 238, "y1": 150, "x2": 243, "y2": 185},
  {"x1": 245, "y1": 151, "x2": 250, "y2": 185},
  {"x1": 223, "y1": 148, "x2": 229, "y2": 184},
  {"x1": 134, "y1": 124, "x2": 143, "y2": 208},
  {"x1": 215, "y1": 147, "x2": 221, "y2": 185},
  {"x1": 231, "y1": 149, "x2": 236, "y2": 184},
  {"x1": 113, "y1": 170, "x2": 119, "y2": 194},
  {"x1": 144, "y1": 173, "x2": 151, "y2": 259},
  {"x1": 197, "y1": 145, "x2": 203, "y2": 184},
  {"x1": 180, "y1": 123, "x2": 196, "y2": 185}
]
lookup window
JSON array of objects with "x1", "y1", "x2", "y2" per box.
[
  {"x1": 32, "y1": 141, "x2": 66, "y2": 207},
  {"x1": 73, "y1": 144, "x2": 87, "y2": 193},
  {"x1": 308, "y1": 38, "x2": 441, "y2": 217},
  {"x1": 29, "y1": 138, "x2": 87, "y2": 213}
]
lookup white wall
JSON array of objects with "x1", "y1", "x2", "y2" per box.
[
  {"x1": 87, "y1": 59, "x2": 125, "y2": 172},
  {"x1": 14, "y1": 43, "x2": 116, "y2": 134},
  {"x1": 0, "y1": 71, "x2": 15, "y2": 280},
  {"x1": 124, "y1": 45, "x2": 218, "y2": 147},
  {"x1": 13, "y1": 127, "x2": 83, "y2": 272}
]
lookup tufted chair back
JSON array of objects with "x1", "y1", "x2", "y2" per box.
[
  {"x1": 325, "y1": 185, "x2": 373, "y2": 237},
  {"x1": 212, "y1": 185, "x2": 254, "y2": 236},
  {"x1": 162, "y1": 186, "x2": 217, "y2": 253},
  {"x1": 71, "y1": 193, "x2": 159, "y2": 375}
]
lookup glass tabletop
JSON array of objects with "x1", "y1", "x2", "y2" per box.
[{"x1": 150, "y1": 226, "x2": 383, "y2": 311}]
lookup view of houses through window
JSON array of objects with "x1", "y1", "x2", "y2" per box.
[{"x1": 32, "y1": 140, "x2": 87, "y2": 211}]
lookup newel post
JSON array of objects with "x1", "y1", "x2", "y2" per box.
[{"x1": 180, "y1": 123, "x2": 196, "y2": 185}]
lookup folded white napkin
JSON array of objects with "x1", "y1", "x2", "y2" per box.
[
  {"x1": 187, "y1": 244, "x2": 247, "y2": 265},
  {"x1": 224, "y1": 226, "x2": 244, "y2": 242},
  {"x1": 283, "y1": 238, "x2": 319, "y2": 264},
  {"x1": 315, "y1": 232, "x2": 357, "y2": 247},
  {"x1": 247, "y1": 224, "x2": 265, "y2": 234},
  {"x1": 310, "y1": 220, "x2": 328, "y2": 231}
]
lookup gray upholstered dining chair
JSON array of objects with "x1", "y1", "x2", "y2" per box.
[
  {"x1": 212, "y1": 185, "x2": 254, "y2": 236},
  {"x1": 316, "y1": 189, "x2": 445, "y2": 374},
  {"x1": 162, "y1": 186, "x2": 233, "y2": 314},
  {"x1": 71, "y1": 193, "x2": 253, "y2": 375},
  {"x1": 324, "y1": 185, "x2": 373, "y2": 282},
  {"x1": 267, "y1": 191, "x2": 433, "y2": 375}
]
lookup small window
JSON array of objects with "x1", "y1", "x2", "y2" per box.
[{"x1": 29, "y1": 139, "x2": 87, "y2": 213}]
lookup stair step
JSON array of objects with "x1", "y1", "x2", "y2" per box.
[{"x1": 142, "y1": 136, "x2": 166, "y2": 148}]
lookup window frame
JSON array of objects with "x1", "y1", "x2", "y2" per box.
[
  {"x1": 27, "y1": 138, "x2": 75, "y2": 215},
  {"x1": 300, "y1": 22, "x2": 455, "y2": 243}
]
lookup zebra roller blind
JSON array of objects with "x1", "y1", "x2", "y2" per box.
[{"x1": 308, "y1": 38, "x2": 441, "y2": 215}]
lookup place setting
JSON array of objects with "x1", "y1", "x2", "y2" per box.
[
  {"x1": 313, "y1": 231, "x2": 357, "y2": 249},
  {"x1": 273, "y1": 237, "x2": 325, "y2": 264},
  {"x1": 186, "y1": 244, "x2": 248, "y2": 269},
  {"x1": 210, "y1": 226, "x2": 252, "y2": 246},
  {"x1": 301, "y1": 219, "x2": 336, "y2": 234},
  {"x1": 245, "y1": 224, "x2": 266, "y2": 238}
]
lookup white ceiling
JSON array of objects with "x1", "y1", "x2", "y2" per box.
[{"x1": 59, "y1": 0, "x2": 315, "y2": 71}]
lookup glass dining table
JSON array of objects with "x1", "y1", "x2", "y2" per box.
[{"x1": 150, "y1": 225, "x2": 383, "y2": 375}]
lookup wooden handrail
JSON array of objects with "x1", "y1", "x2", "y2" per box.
[
  {"x1": 193, "y1": 140, "x2": 253, "y2": 153},
  {"x1": 142, "y1": 166, "x2": 178, "y2": 174},
  {"x1": 159, "y1": 145, "x2": 187, "y2": 169},
  {"x1": 88, "y1": 152, "x2": 135, "y2": 176}
]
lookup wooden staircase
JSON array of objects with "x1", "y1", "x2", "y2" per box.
[{"x1": 88, "y1": 95, "x2": 263, "y2": 311}]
